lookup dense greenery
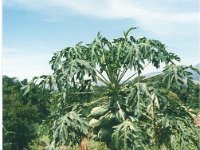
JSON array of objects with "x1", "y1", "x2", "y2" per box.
[
  {"x1": 3, "y1": 28, "x2": 200, "y2": 150},
  {"x1": 3, "y1": 76, "x2": 50, "y2": 149}
]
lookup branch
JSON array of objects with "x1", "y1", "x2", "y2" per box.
[
  {"x1": 75, "y1": 96, "x2": 110, "y2": 113},
  {"x1": 96, "y1": 75, "x2": 109, "y2": 85},
  {"x1": 117, "y1": 68, "x2": 128, "y2": 83},
  {"x1": 105, "y1": 65, "x2": 114, "y2": 82},
  {"x1": 121, "y1": 63, "x2": 151, "y2": 86},
  {"x1": 83, "y1": 96, "x2": 109, "y2": 107},
  {"x1": 121, "y1": 72, "x2": 137, "y2": 86},
  {"x1": 95, "y1": 69, "x2": 109, "y2": 83}
]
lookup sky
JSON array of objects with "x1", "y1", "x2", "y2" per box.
[{"x1": 2, "y1": 0, "x2": 200, "y2": 80}]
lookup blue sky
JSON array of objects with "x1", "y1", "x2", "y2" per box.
[{"x1": 3, "y1": 0, "x2": 200, "y2": 80}]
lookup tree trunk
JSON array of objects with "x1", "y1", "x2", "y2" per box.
[
  {"x1": 194, "y1": 114, "x2": 200, "y2": 127},
  {"x1": 80, "y1": 137, "x2": 87, "y2": 150}
]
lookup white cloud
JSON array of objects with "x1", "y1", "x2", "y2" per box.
[
  {"x1": 3, "y1": 0, "x2": 199, "y2": 79},
  {"x1": 2, "y1": 47, "x2": 53, "y2": 80},
  {"x1": 4, "y1": 0, "x2": 199, "y2": 23},
  {"x1": 4, "y1": 0, "x2": 199, "y2": 37}
]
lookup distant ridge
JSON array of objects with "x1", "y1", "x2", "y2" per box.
[
  {"x1": 190, "y1": 63, "x2": 200, "y2": 81},
  {"x1": 144, "y1": 63, "x2": 200, "y2": 81},
  {"x1": 144, "y1": 71, "x2": 160, "y2": 78}
]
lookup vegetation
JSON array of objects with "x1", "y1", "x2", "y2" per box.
[
  {"x1": 3, "y1": 28, "x2": 200, "y2": 149},
  {"x1": 3, "y1": 76, "x2": 50, "y2": 149}
]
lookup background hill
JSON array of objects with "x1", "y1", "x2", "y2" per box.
[
  {"x1": 144, "y1": 63, "x2": 200, "y2": 82},
  {"x1": 190, "y1": 63, "x2": 200, "y2": 81}
]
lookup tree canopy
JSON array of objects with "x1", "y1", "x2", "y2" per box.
[
  {"x1": 23, "y1": 28, "x2": 200, "y2": 150},
  {"x1": 3, "y1": 76, "x2": 50, "y2": 150}
]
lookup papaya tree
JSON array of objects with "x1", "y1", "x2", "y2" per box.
[{"x1": 24, "y1": 27, "x2": 200, "y2": 149}]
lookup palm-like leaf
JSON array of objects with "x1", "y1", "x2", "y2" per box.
[
  {"x1": 112, "y1": 117, "x2": 150, "y2": 150},
  {"x1": 49, "y1": 111, "x2": 88, "y2": 149},
  {"x1": 22, "y1": 28, "x2": 199, "y2": 149}
]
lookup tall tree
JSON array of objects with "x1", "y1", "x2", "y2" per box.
[{"x1": 25, "y1": 28, "x2": 200, "y2": 149}]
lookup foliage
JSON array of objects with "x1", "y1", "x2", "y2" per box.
[
  {"x1": 24, "y1": 28, "x2": 200, "y2": 149},
  {"x1": 3, "y1": 76, "x2": 50, "y2": 149},
  {"x1": 112, "y1": 117, "x2": 150, "y2": 150},
  {"x1": 30, "y1": 136, "x2": 109, "y2": 150},
  {"x1": 48, "y1": 111, "x2": 88, "y2": 149}
]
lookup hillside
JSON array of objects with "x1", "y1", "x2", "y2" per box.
[
  {"x1": 190, "y1": 63, "x2": 200, "y2": 81},
  {"x1": 145, "y1": 63, "x2": 200, "y2": 82}
]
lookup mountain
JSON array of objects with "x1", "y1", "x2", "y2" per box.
[
  {"x1": 195, "y1": 63, "x2": 200, "y2": 68},
  {"x1": 144, "y1": 71, "x2": 161, "y2": 78},
  {"x1": 144, "y1": 63, "x2": 200, "y2": 81},
  {"x1": 188, "y1": 63, "x2": 200, "y2": 81}
]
